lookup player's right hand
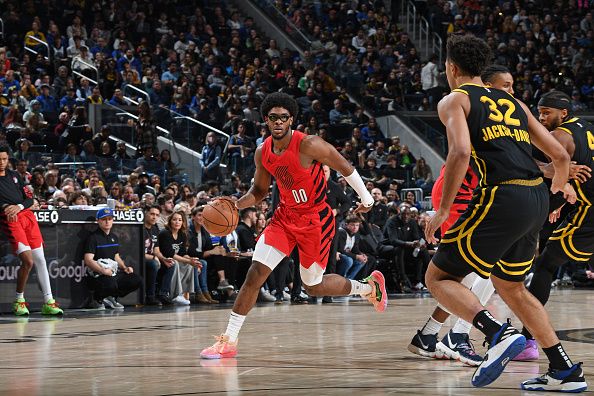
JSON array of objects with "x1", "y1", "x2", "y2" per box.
[
  {"x1": 569, "y1": 161, "x2": 592, "y2": 183},
  {"x1": 353, "y1": 202, "x2": 372, "y2": 214},
  {"x1": 551, "y1": 182, "x2": 577, "y2": 205},
  {"x1": 425, "y1": 209, "x2": 448, "y2": 245}
]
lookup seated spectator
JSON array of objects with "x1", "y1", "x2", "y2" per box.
[
  {"x1": 404, "y1": 191, "x2": 422, "y2": 210},
  {"x1": 156, "y1": 193, "x2": 175, "y2": 230},
  {"x1": 359, "y1": 157, "x2": 383, "y2": 185},
  {"x1": 14, "y1": 138, "x2": 37, "y2": 164},
  {"x1": 136, "y1": 147, "x2": 161, "y2": 175},
  {"x1": 61, "y1": 143, "x2": 82, "y2": 163},
  {"x1": 134, "y1": 172, "x2": 156, "y2": 197},
  {"x1": 108, "y1": 88, "x2": 127, "y2": 106},
  {"x1": 361, "y1": 117, "x2": 383, "y2": 144},
  {"x1": 59, "y1": 87, "x2": 78, "y2": 110},
  {"x1": 383, "y1": 204, "x2": 427, "y2": 291},
  {"x1": 121, "y1": 185, "x2": 141, "y2": 209},
  {"x1": 159, "y1": 149, "x2": 179, "y2": 180},
  {"x1": 367, "y1": 140, "x2": 389, "y2": 168},
  {"x1": 336, "y1": 216, "x2": 368, "y2": 280},
  {"x1": 22, "y1": 100, "x2": 45, "y2": 124},
  {"x1": 87, "y1": 86, "x2": 103, "y2": 104},
  {"x1": 329, "y1": 98, "x2": 353, "y2": 125},
  {"x1": 367, "y1": 188, "x2": 389, "y2": 230},
  {"x1": 83, "y1": 208, "x2": 142, "y2": 309},
  {"x1": 413, "y1": 157, "x2": 434, "y2": 195},
  {"x1": 156, "y1": 210, "x2": 202, "y2": 305},
  {"x1": 397, "y1": 145, "x2": 416, "y2": 169},
  {"x1": 76, "y1": 78, "x2": 93, "y2": 101},
  {"x1": 15, "y1": 160, "x2": 31, "y2": 184},
  {"x1": 81, "y1": 140, "x2": 100, "y2": 164},
  {"x1": 188, "y1": 206, "x2": 226, "y2": 304},
  {"x1": 143, "y1": 205, "x2": 165, "y2": 306},
  {"x1": 113, "y1": 141, "x2": 132, "y2": 161}
]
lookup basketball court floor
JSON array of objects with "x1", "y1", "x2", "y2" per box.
[{"x1": 0, "y1": 289, "x2": 592, "y2": 395}]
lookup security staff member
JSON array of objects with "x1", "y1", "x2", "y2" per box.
[{"x1": 84, "y1": 207, "x2": 142, "y2": 309}]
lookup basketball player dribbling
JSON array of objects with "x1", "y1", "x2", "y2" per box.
[
  {"x1": 200, "y1": 92, "x2": 387, "y2": 359},
  {"x1": 424, "y1": 34, "x2": 586, "y2": 391}
]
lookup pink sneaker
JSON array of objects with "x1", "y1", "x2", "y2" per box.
[
  {"x1": 513, "y1": 338, "x2": 539, "y2": 361},
  {"x1": 200, "y1": 335, "x2": 238, "y2": 359},
  {"x1": 363, "y1": 270, "x2": 388, "y2": 312}
]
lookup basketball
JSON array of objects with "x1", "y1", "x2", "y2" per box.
[{"x1": 202, "y1": 198, "x2": 239, "y2": 236}]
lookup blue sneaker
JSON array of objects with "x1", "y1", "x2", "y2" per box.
[
  {"x1": 471, "y1": 321, "x2": 526, "y2": 387},
  {"x1": 521, "y1": 363, "x2": 587, "y2": 393},
  {"x1": 436, "y1": 330, "x2": 483, "y2": 366},
  {"x1": 407, "y1": 330, "x2": 440, "y2": 358}
]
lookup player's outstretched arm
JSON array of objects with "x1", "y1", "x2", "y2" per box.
[
  {"x1": 301, "y1": 135, "x2": 373, "y2": 213},
  {"x1": 425, "y1": 93, "x2": 471, "y2": 244},
  {"x1": 519, "y1": 100, "x2": 575, "y2": 202},
  {"x1": 236, "y1": 145, "x2": 271, "y2": 210}
]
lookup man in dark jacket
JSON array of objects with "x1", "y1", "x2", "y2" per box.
[
  {"x1": 322, "y1": 164, "x2": 351, "y2": 302},
  {"x1": 336, "y1": 215, "x2": 367, "y2": 279},
  {"x1": 383, "y1": 204, "x2": 428, "y2": 291}
]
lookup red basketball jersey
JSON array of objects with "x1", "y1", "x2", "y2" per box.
[{"x1": 261, "y1": 130, "x2": 327, "y2": 213}]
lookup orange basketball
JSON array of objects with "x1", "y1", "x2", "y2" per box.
[{"x1": 203, "y1": 198, "x2": 239, "y2": 236}]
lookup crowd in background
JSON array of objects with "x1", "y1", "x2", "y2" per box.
[{"x1": 0, "y1": 0, "x2": 592, "y2": 307}]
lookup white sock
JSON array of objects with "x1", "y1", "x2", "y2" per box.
[
  {"x1": 224, "y1": 312, "x2": 246, "y2": 342},
  {"x1": 452, "y1": 319, "x2": 473, "y2": 335},
  {"x1": 349, "y1": 279, "x2": 373, "y2": 296},
  {"x1": 421, "y1": 316, "x2": 443, "y2": 335},
  {"x1": 16, "y1": 292, "x2": 24, "y2": 300},
  {"x1": 32, "y1": 248, "x2": 53, "y2": 303}
]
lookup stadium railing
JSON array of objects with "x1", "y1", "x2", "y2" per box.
[{"x1": 24, "y1": 35, "x2": 50, "y2": 61}]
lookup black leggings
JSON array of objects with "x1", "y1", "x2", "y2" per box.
[
  {"x1": 522, "y1": 247, "x2": 569, "y2": 339},
  {"x1": 86, "y1": 272, "x2": 142, "y2": 301}
]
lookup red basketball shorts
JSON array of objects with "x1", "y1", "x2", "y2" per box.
[
  {"x1": 0, "y1": 209, "x2": 44, "y2": 254},
  {"x1": 259, "y1": 204, "x2": 335, "y2": 269}
]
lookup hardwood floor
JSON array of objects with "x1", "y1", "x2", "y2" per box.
[{"x1": 0, "y1": 289, "x2": 592, "y2": 395}]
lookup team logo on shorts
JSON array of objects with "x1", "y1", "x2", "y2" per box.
[{"x1": 275, "y1": 166, "x2": 294, "y2": 190}]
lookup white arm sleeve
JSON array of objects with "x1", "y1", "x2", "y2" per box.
[{"x1": 344, "y1": 169, "x2": 374, "y2": 207}]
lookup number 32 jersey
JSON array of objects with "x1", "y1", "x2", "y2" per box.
[
  {"x1": 452, "y1": 83, "x2": 542, "y2": 187},
  {"x1": 261, "y1": 130, "x2": 329, "y2": 213}
]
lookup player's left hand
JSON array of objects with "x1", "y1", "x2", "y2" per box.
[
  {"x1": 425, "y1": 209, "x2": 448, "y2": 245},
  {"x1": 124, "y1": 266, "x2": 133, "y2": 274},
  {"x1": 4, "y1": 204, "x2": 21, "y2": 218},
  {"x1": 353, "y1": 202, "x2": 372, "y2": 214},
  {"x1": 549, "y1": 203, "x2": 565, "y2": 223}
]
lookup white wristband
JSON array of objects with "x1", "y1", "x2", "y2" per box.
[
  {"x1": 344, "y1": 169, "x2": 374, "y2": 207},
  {"x1": 17, "y1": 204, "x2": 24, "y2": 211}
]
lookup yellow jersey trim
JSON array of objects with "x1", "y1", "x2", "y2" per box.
[
  {"x1": 498, "y1": 177, "x2": 544, "y2": 187},
  {"x1": 558, "y1": 127, "x2": 573, "y2": 135}
]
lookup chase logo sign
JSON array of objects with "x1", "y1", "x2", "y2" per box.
[
  {"x1": 34, "y1": 210, "x2": 144, "y2": 224},
  {"x1": 34, "y1": 210, "x2": 60, "y2": 224}
]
